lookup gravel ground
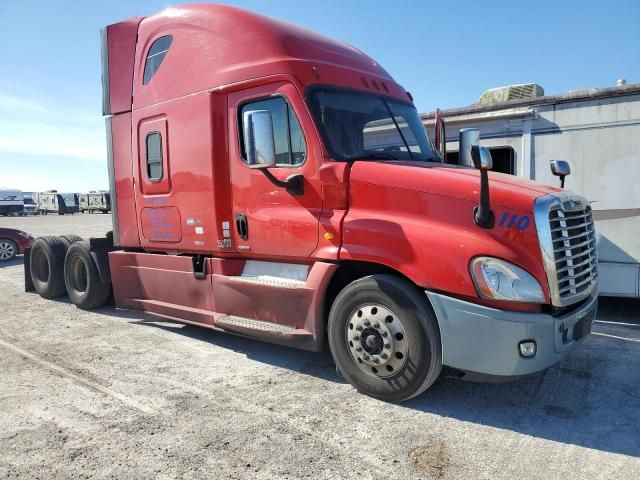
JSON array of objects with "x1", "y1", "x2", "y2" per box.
[{"x1": 0, "y1": 214, "x2": 639, "y2": 479}]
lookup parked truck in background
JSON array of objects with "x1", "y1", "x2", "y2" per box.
[
  {"x1": 22, "y1": 192, "x2": 38, "y2": 215},
  {"x1": 24, "y1": 4, "x2": 598, "y2": 401},
  {"x1": 0, "y1": 189, "x2": 25, "y2": 216}
]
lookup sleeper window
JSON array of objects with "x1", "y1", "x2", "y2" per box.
[
  {"x1": 146, "y1": 132, "x2": 163, "y2": 180},
  {"x1": 240, "y1": 97, "x2": 306, "y2": 166},
  {"x1": 143, "y1": 35, "x2": 173, "y2": 85}
]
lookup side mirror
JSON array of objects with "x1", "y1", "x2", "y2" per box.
[
  {"x1": 550, "y1": 160, "x2": 571, "y2": 188},
  {"x1": 471, "y1": 145, "x2": 493, "y2": 171},
  {"x1": 470, "y1": 144, "x2": 495, "y2": 228},
  {"x1": 434, "y1": 108, "x2": 446, "y2": 160},
  {"x1": 459, "y1": 128, "x2": 480, "y2": 167},
  {"x1": 244, "y1": 110, "x2": 276, "y2": 169}
]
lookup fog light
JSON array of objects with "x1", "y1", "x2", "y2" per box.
[{"x1": 519, "y1": 341, "x2": 537, "y2": 358}]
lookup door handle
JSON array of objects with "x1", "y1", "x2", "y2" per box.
[{"x1": 236, "y1": 213, "x2": 248, "y2": 240}]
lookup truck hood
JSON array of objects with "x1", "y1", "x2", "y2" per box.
[{"x1": 349, "y1": 161, "x2": 560, "y2": 212}]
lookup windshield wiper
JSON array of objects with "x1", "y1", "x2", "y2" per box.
[
  {"x1": 381, "y1": 100, "x2": 414, "y2": 160},
  {"x1": 346, "y1": 152, "x2": 398, "y2": 161}
]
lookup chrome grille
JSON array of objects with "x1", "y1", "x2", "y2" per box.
[
  {"x1": 549, "y1": 205, "x2": 598, "y2": 301},
  {"x1": 534, "y1": 193, "x2": 599, "y2": 307}
]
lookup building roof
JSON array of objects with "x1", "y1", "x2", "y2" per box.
[{"x1": 422, "y1": 82, "x2": 640, "y2": 120}]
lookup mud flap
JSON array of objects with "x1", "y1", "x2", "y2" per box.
[
  {"x1": 89, "y1": 237, "x2": 113, "y2": 285},
  {"x1": 24, "y1": 247, "x2": 35, "y2": 293}
]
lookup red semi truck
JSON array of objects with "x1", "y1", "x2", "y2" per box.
[{"x1": 24, "y1": 4, "x2": 598, "y2": 401}]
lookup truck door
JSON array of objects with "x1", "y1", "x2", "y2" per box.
[{"x1": 228, "y1": 82, "x2": 322, "y2": 258}]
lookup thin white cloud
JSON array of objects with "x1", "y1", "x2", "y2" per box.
[
  {"x1": 0, "y1": 90, "x2": 106, "y2": 162},
  {"x1": 0, "y1": 120, "x2": 105, "y2": 161},
  {"x1": 0, "y1": 172, "x2": 65, "y2": 192},
  {"x1": 0, "y1": 92, "x2": 51, "y2": 114}
]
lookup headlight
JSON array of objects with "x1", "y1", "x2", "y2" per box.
[{"x1": 470, "y1": 257, "x2": 545, "y2": 303}]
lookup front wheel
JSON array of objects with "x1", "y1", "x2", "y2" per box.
[{"x1": 328, "y1": 274, "x2": 442, "y2": 402}]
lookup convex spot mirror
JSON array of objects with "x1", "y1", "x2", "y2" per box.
[
  {"x1": 550, "y1": 159, "x2": 571, "y2": 177},
  {"x1": 471, "y1": 145, "x2": 493, "y2": 171},
  {"x1": 459, "y1": 128, "x2": 480, "y2": 168},
  {"x1": 244, "y1": 110, "x2": 276, "y2": 169},
  {"x1": 550, "y1": 160, "x2": 571, "y2": 188}
]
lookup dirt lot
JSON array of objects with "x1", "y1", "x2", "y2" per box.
[{"x1": 1, "y1": 214, "x2": 639, "y2": 479}]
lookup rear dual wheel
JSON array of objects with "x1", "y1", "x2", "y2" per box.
[
  {"x1": 30, "y1": 235, "x2": 110, "y2": 309},
  {"x1": 30, "y1": 236, "x2": 68, "y2": 298},
  {"x1": 328, "y1": 274, "x2": 442, "y2": 402},
  {"x1": 64, "y1": 241, "x2": 111, "y2": 309}
]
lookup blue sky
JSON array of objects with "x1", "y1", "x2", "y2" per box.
[{"x1": 1, "y1": 0, "x2": 638, "y2": 192}]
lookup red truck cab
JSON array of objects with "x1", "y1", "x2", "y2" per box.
[{"x1": 26, "y1": 4, "x2": 598, "y2": 402}]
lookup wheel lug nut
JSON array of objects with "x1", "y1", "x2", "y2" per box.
[
  {"x1": 353, "y1": 335, "x2": 360, "y2": 340},
  {"x1": 381, "y1": 331, "x2": 388, "y2": 338},
  {"x1": 363, "y1": 354, "x2": 370, "y2": 360},
  {"x1": 356, "y1": 347, "x2": 362, "y2": 352},
  {"x1": 356, "y1": 326, "x2": 363, "y2": 331},
  {"x1": 380, "y1": 353, "x2": 388, "y2": 360},
  {"x1": 373, "y1": 323, "x2": 380, "y2": 329},
  {"x1": 373, "y1": 357, "x2": 380, "y2": 364},
  {"x1": 384, "y1": 343, "x2": 390, "y2": 349},
  {"x1": 364, "y1": 321, "x2": 371, "y2": 326}
]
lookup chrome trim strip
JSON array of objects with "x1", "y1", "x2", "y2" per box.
[
  {"x1": 534, "y1": 192, "x2": 598, "y2": 306},
  {"x1": 100, "y1": 28, "x2": 110, "y2": 116},
  {"x1": 105, "y1": 116, "x2": 120, "y2": 246}
]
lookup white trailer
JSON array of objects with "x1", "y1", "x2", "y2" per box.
[
  {"x1": 78, "y1": 192, "x2": 111, "y2": 214},
  {"x1": 35, "y1": 192, "x2": 79, "y2": 215},
  {"x1": 0, "y1": 189, "x2": 24, "y2": 216},
  {"x1": 423, "y1": 82, "x2": 640, "y2": 297}
]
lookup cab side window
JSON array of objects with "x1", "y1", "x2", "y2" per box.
[
  {"x1": 240, "y1": 97, "x2": 306, "y2": 166},
  {"x1": 146, "y1": 132, "x2": 163, "y2": 181},
  {"x1": 143, "y1": 35, "x2": 173, "y2": 85}
]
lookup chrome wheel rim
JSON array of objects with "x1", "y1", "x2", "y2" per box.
[
  {"x1": 0, "y1": 241, "x2": 15, "y2": 260},
  {"x1": 346, "y1": 303, "x2": 408, "y2": 378}
]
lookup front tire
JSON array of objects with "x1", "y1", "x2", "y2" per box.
[{"x1": 328, "y1": 274, "x2": 442, "y2": 402}]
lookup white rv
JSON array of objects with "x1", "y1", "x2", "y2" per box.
[
  {"x1": 78, "y1": 192, "x2": 111, "y2": 213},
  {"x1": 35, "y1": 192, "x2": 79, "y2": 215},
  {"x1": 423, "y1": 82, "x2": 640, "y2": 298},
  {"x1": 0, "y1": 189, "x2": 24, "y2": 216}
]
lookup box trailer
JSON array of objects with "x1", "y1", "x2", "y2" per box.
[
  {"x1": 423, "y1": 83, "x2": 640, "y2": 297},
  {"x1": 24, "y1": 4, "x2": 598, "y2": 401}
]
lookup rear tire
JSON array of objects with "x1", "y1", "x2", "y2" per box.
[
  {"x1": 59, "y1": 235, "x2": 83, "y2": 249},
  {"x1": 328, "y1": 274, "x2": 442, "y2": 402},
  {"x1": 64, "y1": 241, "x2": 111, "y2": 309},
  {"x1": 0, "y1": 238, "x2": 18, "y2": 262},
  {"x1": 30, "y1": 236, "x2": 67, "y2": 298}
]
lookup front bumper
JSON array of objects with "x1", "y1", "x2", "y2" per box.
[{"x1": 426, "y1": 291, "x2": 598, "y2": 378}]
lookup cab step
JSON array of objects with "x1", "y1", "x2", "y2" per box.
[
  {"x1": 216, "y1": 314, "x2": 302, "y2": 336},
  {"x1": 227, "y1": 275, "x2": 305, "y2": 289}
]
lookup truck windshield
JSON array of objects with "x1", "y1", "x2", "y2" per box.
[{"x1": 307, "y1": 88, "x2": 440, "y2": 162}]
